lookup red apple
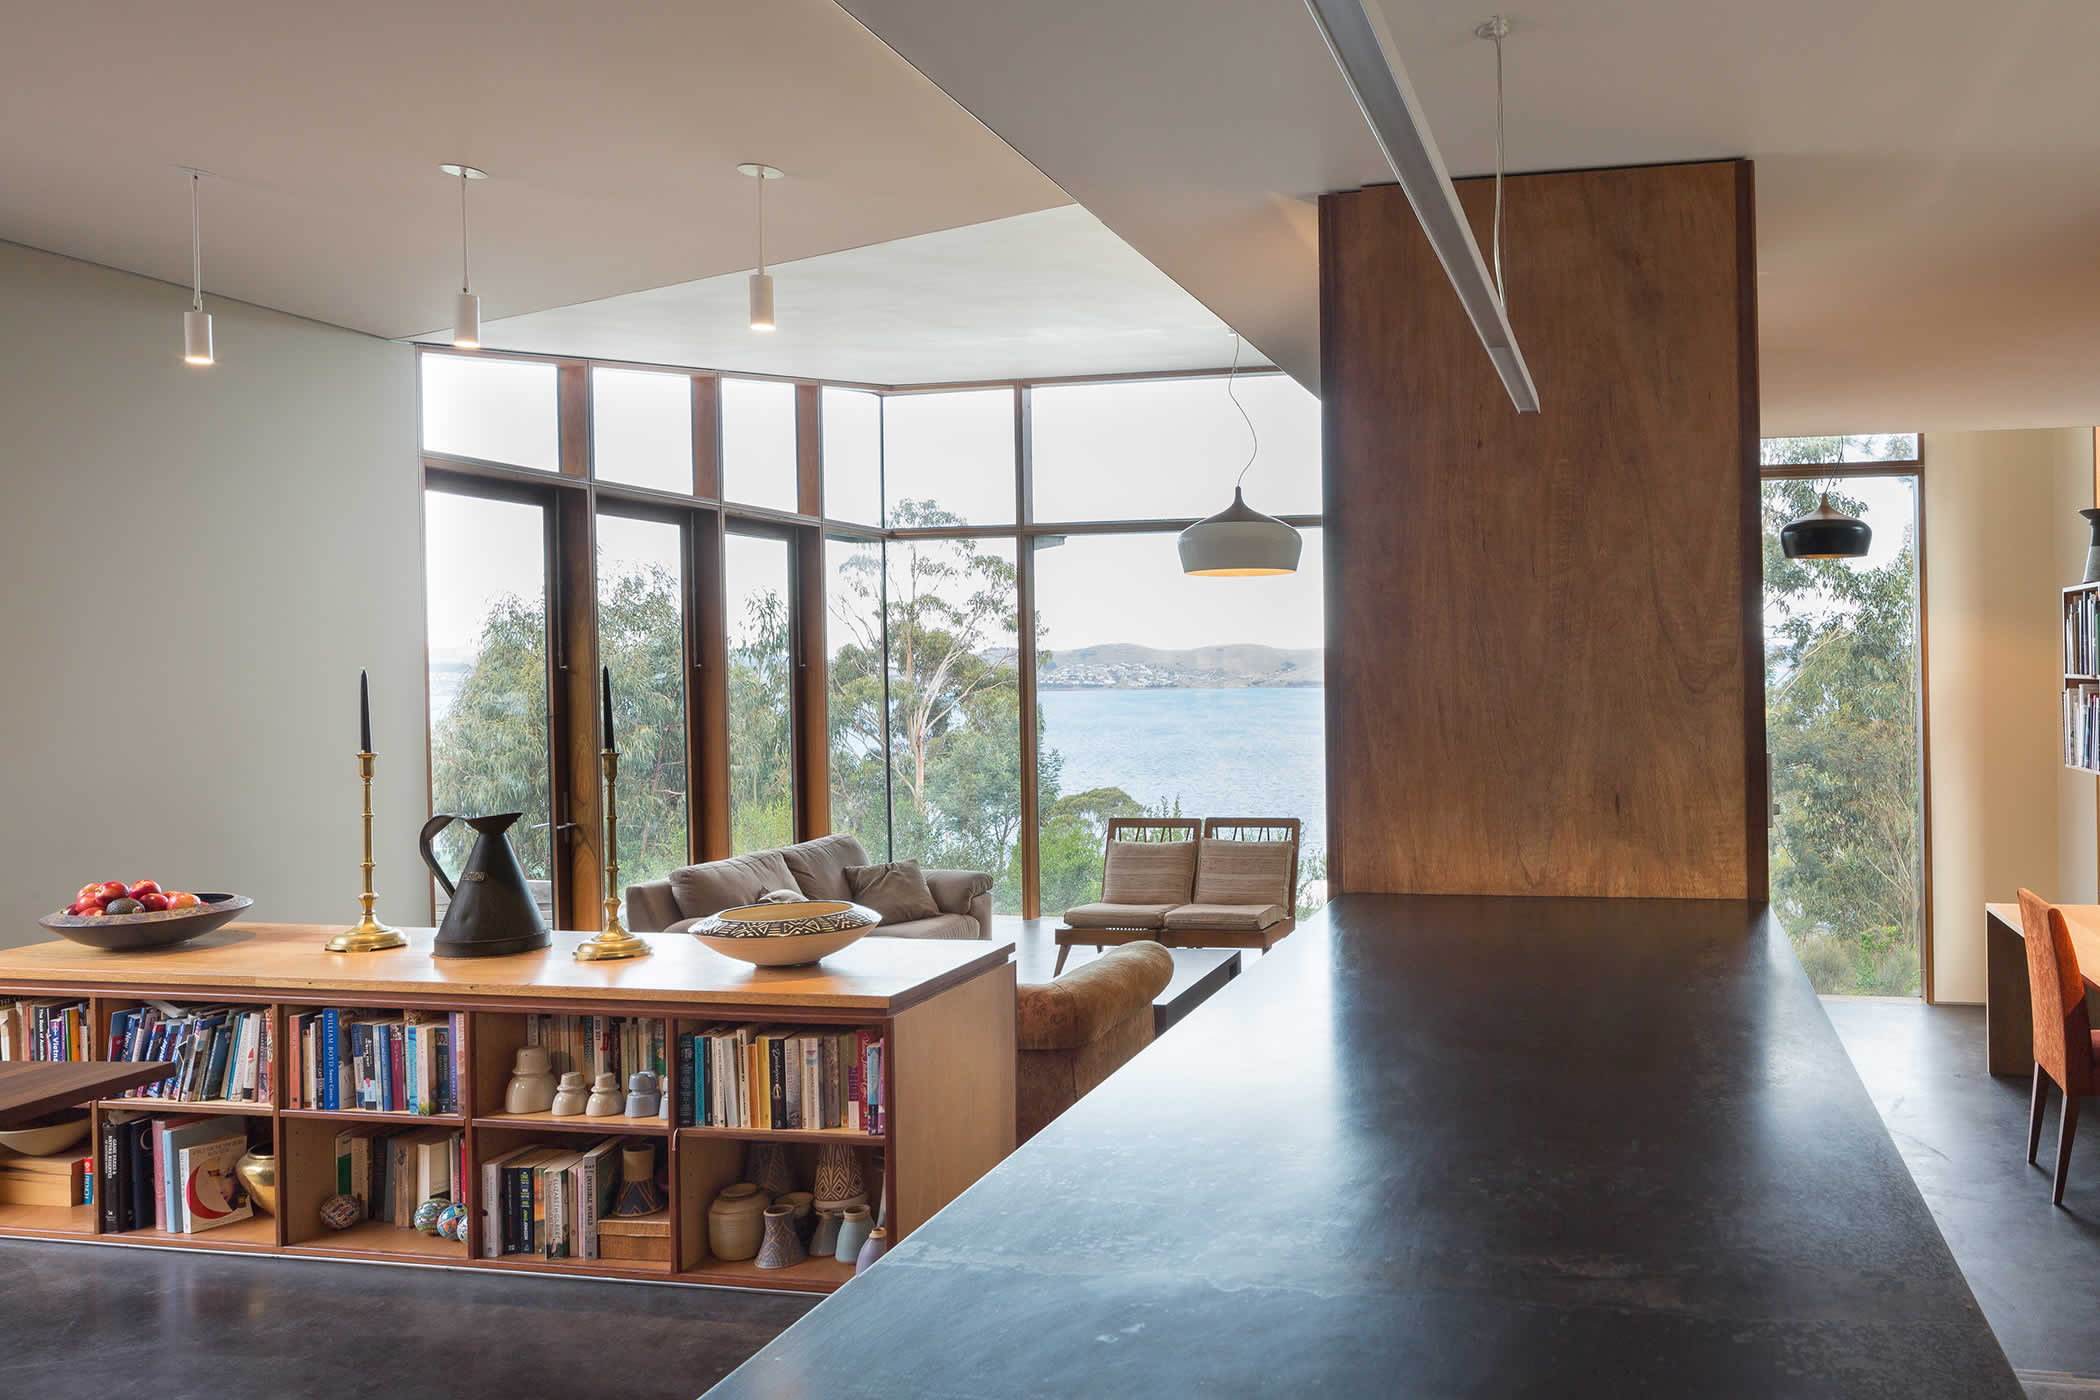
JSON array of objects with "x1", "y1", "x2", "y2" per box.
[
  {"x1": 75, "y1": 884, "x2": 102, "y2": 905},
  {"x1": 126, "y1": 879, "x2": 161, "y2": 900},
  {"x1": 93, "y1": 881, "x2": 127, "y2": 902},
  {"x1": 137, "y1": 892, "x2": 171, "y2": 912},
  {"x1": 167, "y1": 891, "x2": 201, "y2": 910}
]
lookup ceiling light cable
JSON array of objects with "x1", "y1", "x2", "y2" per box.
[
  {"x1": 1227, "y1": 333, "x2": 1260, "y2": 491},
  {"x1": 1476, "y1": 14, "x2": 1510, "y2": 312}
]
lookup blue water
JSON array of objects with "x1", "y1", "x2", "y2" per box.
[{"x1": 1037, "y1": 687, "x2": 1326, "y2": 853}]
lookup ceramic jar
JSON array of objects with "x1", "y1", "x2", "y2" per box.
[
  {"x1": 812, "y1": 1143, "x2": 867, "y2": 1212},
  {"x1": 754, "y1": 1203, "x2": 807, "y2": 1269},
  {"x1": 809, "y1": 1206, "x2": 843, "y2": 1258},
  {"x1": 614, "y1": 1143, "x2": 667, "y2": 1217},
  {"x1": 550, "y1": 1071, "x2": 588, "y2": 1117},
  {"x1": 585, "y1": 1072, "x2": 622, "y2": 1116},
  {"x1": 708, "y1": 1182, "x2": 769, "y2": 1261},
  {"x1": 744, "y1": 1142, "x2": 797, "y2": 1198},
  {"x1": 855, "y1": 1226, "x2": 889, "y2": 1274},
  {"x1": 777, "y1": 1190, "x2": 815, "y2": 1244},
  {"x1": 833, "y1": 1203, "x2": 873, "y2": 1264},
  {"x1": 234, "y1": 1146, "x2": 276, "y2": 1215},
  {"x1": 505, "y1": 1047, "x2": 557, "y2": 1114},
  {"x1": 625, "y1": 1071, "x2": 660, "y2": 1119}
]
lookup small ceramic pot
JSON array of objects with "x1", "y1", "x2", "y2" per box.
[
  {"x1": 505, "y1": 1047, "x2": 557, "y2": 1114},
  {"x1": 234, "y1": 1146, "x2": 276, "y2": 1215},
  {"x1": 624, "y1": 1071, "x2": 660, "y2": 1119},
  {"x1": 778, "y1": 1190, "x2": 815, "y2": 1244},
  {"x1": 855, "y1": 1226, "x2": 889, "y2": 1274},
  {"x1": 809, "y1": 1206, "x2": 843, "y2": 1258},
  {"x1": 812, "y1": 1143, "x2": 867, "y2": 1212},
  {"x1": 833, "y1": 1203, "x2": 873, "y2": 1264},
  {"x1": 585, "y1": 1071, "x2": 622, "y2": 1117},
  {"x1": 754, "y1": 1203, "x2": 808, "y2": 1269},
  {"x1": 708, "y1": 1182, "x2": 769, "y2": 1261},
  {"x1": 550, "y1": 1071, "x2": 588, "y2": 1117},
  {"x1": 744, "y1": 1141, "x2": 798, "y2": 1198},
  {"x1": 614, "y1": 1143, "x2": 667, "y2": 1217}
]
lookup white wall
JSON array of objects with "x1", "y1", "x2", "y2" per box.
[
  {"x1": 1925, "y1": 426, "x2": 2095, "y2": 1002},
  {"x1": 0, "y1": 242, "x2": 424, "y2": 948}
]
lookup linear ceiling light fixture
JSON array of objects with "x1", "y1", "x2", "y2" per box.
[
  {"x1": 1303, "y1": 0, "x2": 1539, "y2": 412},
  {"x1": 739, "y1": 162, "x2": 784, "y2": 331},
  {"x1": 1179, "y1": 335, "x2": 1304, "y2": 577},
  {"x1": 179, "y1": 167, "x2": 213, "y2": 366},
  {"x1": 440, "y1": 163, "x2": 488, "y2": 348}
]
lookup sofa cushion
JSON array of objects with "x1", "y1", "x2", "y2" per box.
[
  {"x1": 668, "y1": 850, "x2": 798, "y2": 920},
  {"x1": 781, "y1": 834, "x2": 870, "y2": 902},
  {"x1": 1018, "y1": 941, "x2": 1174, "y2": 1050},
  {"x1": 872, "y1": 912, "x2": 983, "y2": 941},
  {"x1": 1163, "y1": 902, "x2": 1286, "y2": 932},
  {"x1": 1101, "y1": 840, "x2": 1197, "y2": 906},
  {"x1": 1191, "y1": 838, "x2": 1294, "y2": 907},
  {"x1": 1064, "y1": 902, "x2": 1176, "y2": 931},
  {"x1": 923, "y1": 867, "x2": 995, "y2": 914},
  {"x1": 846, "y1": 860, "x2": 943, "y2": 924}
]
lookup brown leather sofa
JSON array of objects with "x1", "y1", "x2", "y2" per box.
[
  {"x1": 624, "y1": 833, "x2": 994, "y2": 939},
  {"x1": 1016, "y1": 941, "x2": 1174, "y2": 1143}
]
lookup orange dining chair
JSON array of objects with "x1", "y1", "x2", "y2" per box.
[{"x1": 2017, "y1": 889, "x2": 2099, "y2": 1205}]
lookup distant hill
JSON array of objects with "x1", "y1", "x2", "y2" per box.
[{"x1": 992, "y1": 642, "x2": 1323, "y2": 689}]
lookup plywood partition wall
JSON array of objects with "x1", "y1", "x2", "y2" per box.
[{"x1": 1320, "y1": 159, "x2": 1765, "y2": 900}]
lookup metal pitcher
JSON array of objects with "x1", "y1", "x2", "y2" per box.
[{"x1": 419, "y1": 812, "x2": 552, "y2": 958}]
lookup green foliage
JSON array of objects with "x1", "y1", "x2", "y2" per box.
[
  {"x1": 1763, "y1": 473, "x2": 1923, "y2": 996},
  {"x1": 728, "y1": 585, "x2": 795, "y2": 855}
]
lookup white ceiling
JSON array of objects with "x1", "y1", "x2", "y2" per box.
[
  {"x1": 0, "y1": 0, "x2": 1066, "y2": 341},
  {"x1": 839, "y1": 0, "x2": 2100, "y2": 435},
  {"x1": 438, "y1": 204, "x2": 1264, "y2": 384}
]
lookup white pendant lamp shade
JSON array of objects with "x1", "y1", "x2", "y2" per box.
[
  {"x1": 1178, "y1": 488, "x2": 1304, "y2": 576},
  {"x1": 738, "y1": 163, "x2": 784, "y2": 331},
  {"x1": 183, "y1": 308, "x2": 213, "y2": 366},
  {"x1": 181, "y1": 168, "x2": 213, "y2": 366},
  {"x1": 441, "y1": 163, "x2": 488, "y2": 348}
]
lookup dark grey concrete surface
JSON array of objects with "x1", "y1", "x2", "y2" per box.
[
  {"x1": 1827, "y1": 999, "x2": 2100, "y2": 1380},
  {"x1": 0, "y1": 1237, "x2": 813, "y2": 1399},
  {"x1": 710, "y1": 895, "x2": 2019, "y2": 1399}
]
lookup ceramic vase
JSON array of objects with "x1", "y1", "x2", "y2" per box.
[
  {"x1": 2084, "y1": 508, "x2": 2100, "y2": 583},
  {"x1": 585, "y1": 1071, "x2": 622, "y2": 1116},
  {"x1": 744, "y1": 1142, "x2": 798, "y2": 1198},
  {"x1": 778, "y1": 1190, "x2": 815, "y2": 1244},
  {"x1": 855, "y1": 1226, "x2": 889, "y2": 1274},
  {"x1": 624, "y1": 1071, "x2": 660, "y2": 1119},
  {"x1": 707, "y1": 1182, "x2": 769, "y2": 1261},
  {"x1": 615, "y1": 1143, "x2": 667, "y2": 1217},
  {"x1": 809, "y1": 1206, "x2": 843, "y2": 1258},
  {"x1": 812, "y1": 1143, "x2": 867, "y2": 1211},
  {"x1": 754, "y1": 1203, "x2": 807, "y2": 1269},
  {"x1": 234, "y1": 1147, "x2": 276, "y2": 1215},
  {"x1": 549, "y1": 1071, "x2": 588, "y2": 1117},
  {"x1": 505, "y1": 1047, "x2": 557, "y2": 1114},
  {"x1": 833, "y1": 1204, "x2": 873, "y2": 1264}
]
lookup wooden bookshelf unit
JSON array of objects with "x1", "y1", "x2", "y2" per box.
[{"x1": 0, "y1": 924, "x2": 1016, "y2": 1294}]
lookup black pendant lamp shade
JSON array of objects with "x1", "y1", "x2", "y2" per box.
[{"x1": 1780, "y1": 493, "x2": 1871, "y2": 560}]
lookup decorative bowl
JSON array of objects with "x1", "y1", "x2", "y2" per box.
[
  {"x1": 39, "y1": 893, "x2": 252, "y2": 952},
  {"x1": 0, "y1": 1110, "x2": 91, "y2": 1157},
  {"x1": 690, "y1": 900, "x2": 880, "y2": 967}
]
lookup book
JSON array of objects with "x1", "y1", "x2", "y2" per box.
[
  {"x1": 576, "y1": 1137, "x2": 619, "y2": 1260},
  {"x1": 481, "y1": 1144, "x2": 533, "y2": 1258},
  {"x1": 178, "y1": 1133, "x2": 253, "y2": 1233},
  {"x1": 126, "y1": 1119, "x2": 154, "y2": 1229},
  {"x1": 98, "y1": 1111, "x2": 142, "y2": 1233},
  {"x1": 159, "y1": 1116, "x2": 243, "y2": 1232}
]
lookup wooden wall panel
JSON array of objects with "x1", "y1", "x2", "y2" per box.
[{"x1": 1321, "y1": 159, "x2": 1764, "y2": 901}]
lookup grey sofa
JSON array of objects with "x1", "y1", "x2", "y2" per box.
[{"x1": 625, "y1": 833, "x2": 994, "y2": 940}]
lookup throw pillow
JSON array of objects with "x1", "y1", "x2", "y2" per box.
[{"x1": 845, "y1": 860, "x2": 943, "y2": 925}]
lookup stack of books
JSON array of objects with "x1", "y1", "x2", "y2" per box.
[
  {"x1": 2071, "y1": 591, "x2": 2100, "y2": 675},
  {"x1": 2071, "y1": 683, "x2": 2100, "y2": 770},
  {"x1": 290, "y1": 1008, "x2": 464, "y2": 1114},
  {"x1": 328, "y1": 1124, "x2": 465, "y2": 1229},
  {"x1": 97, "y1": 1112, "x2": 254, "y2": 1234},
  {"x1": 480, "y1": 1137, "x2": 624, "y2": 1261},
  {"x1": 108, "y1": 1003, "x2": 271, "y2": 1104},
  {"x1": 1, "y1": 999, "x2": 92, "y2": 1061},
  {"x1": 675, "y1": 1026, "x2": 885, "y2": 1133},
  {"x1": 523, "y1": 1014, "x2": 666, "y2": 1087}
]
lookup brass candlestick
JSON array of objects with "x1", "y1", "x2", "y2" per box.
[
  {"x1": 325, "y1": 752, "x2": 408, "y2": 953},
  {"x1": 575, "y1": 749, "x2": 650, "y2": 962}
]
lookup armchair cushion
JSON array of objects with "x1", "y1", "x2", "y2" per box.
[
  {"x1": 669, "y1": 850, "x2": 797, "y2": 920},
  {"x1": 1192, "y1": 838, "x2": 1295, "y2": 907},
  {"x1": 1064, "y1": 902, "x2": 1176, "y2": 931},
  {"x1": 780, "y1": 834, "x2": 870, "y2": 903},
  {"x1": 922, "y1": 867, "x2": 995, "y2": 914},
  {"x1": 845, "y1": 859, "x2": 943, "y2": 925},
  {"x1": 1164, "y1": 902, "x2": 1286, "y2": 932},
  {"x1": 1101, "y1": 839, "x2": 1197, "y2": 906},
  {"x1": 1018, "y1": 941, "x2": 1174, "y2": 1050}
]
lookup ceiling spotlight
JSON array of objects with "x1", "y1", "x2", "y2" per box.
[
  {"x1": 440, "y1": 163, "x2": 489, "y2": 348},
  {"x1": 179, "y1": 168, "x2": 213, "y2": 366},
  {"x1": 739, "y1": 162, "x2": 784, "y2": 331}
]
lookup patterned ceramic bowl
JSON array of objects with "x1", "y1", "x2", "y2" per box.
[{"x1": 690, "y1": 900, "x2": 881, "y2": 967}]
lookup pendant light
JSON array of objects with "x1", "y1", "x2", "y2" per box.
[
  {"x1": 1178, "y1": 337, "x2": 1303, "y2": 577},
  {"x1": 738, "y1": 162, "x2": 784, "y2": 331},
  {"x1": 440, "y1": 163, "x2": 488, "y2": 348},
  {"x1": 1780, "y1": 489, "x2": 1872, "y2": 560},
  {"x1": 180, "y1": 168, "x2": 212, "y2": 366}
]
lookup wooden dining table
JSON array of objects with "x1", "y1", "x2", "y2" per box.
[
  {"x1": 1984, "y1": 902, "x2": 2100, "y2": 1075},
  {"x1": 0, "y1": 1060, "x2": 175, "y2": 1127}
]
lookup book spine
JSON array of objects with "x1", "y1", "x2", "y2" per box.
[
  {"x1": 321, "y1": 1010, "x2": 340, "y2": 1112},
  {"x1": 769, "y1": 1036, "x2": 787, "y2": 1130},
  {"x1": 99, "y1": 1117, "x2": 124, "y2": 1233},
  {"x1": 127, "y1": 1121, "x2": 153, "y2": 1232},
  {"x1": 677, "y1": 1034, "x2": 696, "y2": 1127}
]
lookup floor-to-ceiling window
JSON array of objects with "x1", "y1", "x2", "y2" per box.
[
  {"x1": 596, "y1": 511, "x2": 689, "y2": 893},
  {"x1": 725, "y1": 529, "x2": 797, "y2": 854},
  {"x1": 1762, "y1": 434, "x2": 1926, "y2": 996}
]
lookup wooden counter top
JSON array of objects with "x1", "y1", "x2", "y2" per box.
[{"x1": 0, "y1": 923, "x2": 1013, "y2": 1014}]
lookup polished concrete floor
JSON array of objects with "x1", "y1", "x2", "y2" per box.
[
  {"x1": 1828, "y1": 1000, "x2": 2100, "y2": 1389},
  {"x1": 0, "y1": 1238, "x2": 814, "y2": 1399}
]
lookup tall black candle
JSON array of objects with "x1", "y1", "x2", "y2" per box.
[
  {"x1": 601, "y1": 665, "x2": 615, "y2": 751},
  {"x1": 359, "y1": 669, "x2": 372, "y2": 753}
]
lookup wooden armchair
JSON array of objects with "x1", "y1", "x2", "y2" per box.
[{"x1": 1056, "y1": 816, "x2": 1301, "y2": 972}]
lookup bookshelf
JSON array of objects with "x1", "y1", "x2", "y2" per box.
[
  {"x1": 0, "y1": 925, "x2": 1016, "y2": 1294},
  {"x1": 2068, "y1": 583, "x2": 2100, "y2": 774}
]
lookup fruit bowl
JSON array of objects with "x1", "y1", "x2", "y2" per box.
[
  {"x1": 39, "y1": 893, "x2": 252, "y2": 952},
  {"x1": 689, "y1": 900, "x2": 880, "y2": 967}
]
